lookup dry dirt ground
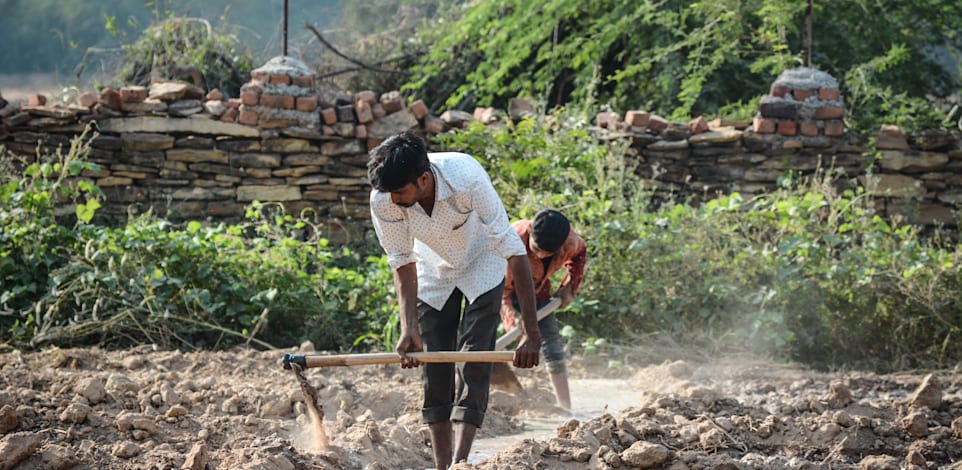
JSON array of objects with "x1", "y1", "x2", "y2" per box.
[{"x1": 1, "y1": 344, "x2": 961, "y2": 470}]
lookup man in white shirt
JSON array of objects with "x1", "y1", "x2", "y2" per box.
[{"x1": 368, "y1": 131, "x2": 542, "y2": 469}]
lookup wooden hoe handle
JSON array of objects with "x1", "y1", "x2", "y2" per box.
[
  {"x1": 283, "y1": 351, "x2": 515, "y2": 370},
  {"x1": 494, "y1": 297, "x2": 562, "y2": 350}
]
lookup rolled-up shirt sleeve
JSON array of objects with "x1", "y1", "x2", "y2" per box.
[
  {"x1": 469, "y1": 171, "x2": 526, "y2": 259},
  {"x1": 370, "y1": 191, "x2": 417, "y2": 269}
]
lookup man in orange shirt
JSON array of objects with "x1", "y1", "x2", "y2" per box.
[{"x1": 501, "y1": 209, "x2": 587, "y2": 410}]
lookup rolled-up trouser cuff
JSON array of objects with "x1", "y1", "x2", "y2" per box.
[
  {"x1": 546, "y1": 359, "x2": 567, "y2": 374},
  {"x1": 423, "y1": 404, "x2": 454, "y2": 425},
  {"x1": 451, "y1": 406, "x2": 485, "y2": 427}
]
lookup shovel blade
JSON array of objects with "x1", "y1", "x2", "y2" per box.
[{"x1": 490, "y1": 362, "x2": 524, "y2": 394}]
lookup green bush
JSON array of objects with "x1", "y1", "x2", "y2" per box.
[
  {"x1": 107, "y1": 13, "x2": 256, "y2": 97},
  {"x1": 437, "y1": 109, "x2": 962, "y2": 371},
  {"x1": 0, "y1": 128, "x2": 103, "y2": 336},
  {"x1": 1, "y1": 131, "x2": 395, "y2": 352}
]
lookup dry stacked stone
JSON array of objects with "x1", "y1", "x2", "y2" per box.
[
  {"x1": 753, "y1": 67, "x2": 845, "y2": 138},
  {"x1": 4, "y1": 65, "x2": 962, "y2": 233}
]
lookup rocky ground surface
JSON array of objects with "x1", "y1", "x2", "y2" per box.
[{"x1": 0, "y1": 344, "x2": 961, "y2": 470}]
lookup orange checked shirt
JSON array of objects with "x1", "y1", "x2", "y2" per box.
[{"x1": 500, "y1": 219, "x2": 587, "y2": 330}]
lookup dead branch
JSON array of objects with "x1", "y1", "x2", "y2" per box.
[{"x1": 304, "y1": 23, "x2": 414, "y2": 76}]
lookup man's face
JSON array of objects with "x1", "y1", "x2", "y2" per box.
[
  {"x1": 389, "y1": 172, "x2": 429, "y2": 208},
  {"x1": 390, "y1": 182, "x2": 419, "y2": 207},
  {"x1": 528, "y1": 236, "x2": 555, "y2": 259}
]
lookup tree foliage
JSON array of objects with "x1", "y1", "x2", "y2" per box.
[{"x1": 405, "y1": 0, "x2": 962, "y2": 132}]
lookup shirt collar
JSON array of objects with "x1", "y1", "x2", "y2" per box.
[{"x1": 431, "y1": 163, "x2": 453, "y2": 201}]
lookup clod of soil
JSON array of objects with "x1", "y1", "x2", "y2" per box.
[{"x1": 1, "y1": 346, "x2": 961, "y2": 469}]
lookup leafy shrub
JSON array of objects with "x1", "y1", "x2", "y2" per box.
[
  {"x1": 436, "y1": 109, "x2": 962, "y2": 371},
  {"x1": 107, "y1": 13, "x2": 256, "y2": 97},
  {"x1": 0, "y1": 128, "x2": 103, "y2": 339},
  {"x1": 1, "y1": 131, "x2": 395, "y2": 352},
  {"x1": 21, "y1": 211, "x2": 392, "y2": 351}
]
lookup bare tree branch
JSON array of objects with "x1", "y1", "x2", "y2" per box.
[
  {"x1": 305, "y1": 23, "x2": 414, "y2": 76},
  {"x1": 316, "y1": 52, "x2": 422, "y2": 79}
]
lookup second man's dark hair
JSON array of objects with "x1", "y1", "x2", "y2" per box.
[
  {"x1": 531, "y1": 209, "x2": 570, "y2": 253},
  {"x1": 367, "y1": 131, "x2": 431, "y2": 192}
]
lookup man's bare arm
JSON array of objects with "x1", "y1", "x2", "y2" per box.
[
  {"x1": 507, "y1": 255, "x2": 541, "y2": 368},
  {"x1": 393, "y1": 263, "x2": 423, "y2": 368}
]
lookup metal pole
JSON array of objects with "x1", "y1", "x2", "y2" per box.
[
  {"x1": 283, "y1": 0, "x2": 289, "y2": 57},
  {"x1": 803, "y1": 0, "x2": 813, "y2": 67}
]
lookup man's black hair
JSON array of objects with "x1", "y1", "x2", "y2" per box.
[
  {"x1": 531, "y1": 209, "x2": 570, "y2": 253},
  {"x1": 367, "y1": 131, "x2": 431, "y2": 192}
]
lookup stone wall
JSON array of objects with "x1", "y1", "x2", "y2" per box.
[{"x1": 1, "y1": 61, "x2": 961, "y2": 240}]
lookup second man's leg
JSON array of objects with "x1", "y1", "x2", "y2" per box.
[{"x1": 539, "y1": 313, "x2": 571, "y2": 410}]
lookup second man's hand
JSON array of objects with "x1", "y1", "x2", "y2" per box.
[{"x1": 513, "y1": 332, "x2": 542, "y2": 368}]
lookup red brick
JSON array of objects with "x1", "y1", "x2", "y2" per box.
[
  {"x1": 647, "y1": 114, "x2": 669, "y2": 132},
  {"x1": 424, "y1": 116, "x2": 446, "y2": 134},
  {"x1": 220, "y1": 107, "x2": 238, "y2": 123},
  {"x1": 269, "y1": 74, "x2": 292, "y2": 85},
  {"x1": 321, "y1": 107, "x2": 337, "y2": 125},
  {"x1": 260, "y1": 94, "x2": 294, "y2": 109},
  {"x1": 293, "y1": 75, "x2": 315, "y2": 88},
  {"x1": 777, "y1": 120, "x2": 797, "y2": 136},
  {"x1": 227, "y1": 98, "x2": 241, "y2": 108},
  {"x1": 355, "y1": 124, "x2": 368, "y2": 139},
  {"x1": 792, "y1": 89, "x2": 814, "y2": 100},
  {"x1": 624, "y1": 110, "x2": 649, "y2": 127},
  {"x1": 28, "y1": 94, "x2": 47, "y2": 106},
  {"x1": 252, "y1": 71, "x2": 268, "y2": 83},
  {"x1": 815, "y1": 105, "x2": 844, "y2": 120},
  {"x1": 596, "y1": 112, "x2": 619, "y2": 128},
  {"x1": 688, "y1": 116, "x2": 709, "y2": 134},
  {"x1": 476, "y1": 107, "x2": 498, "y2": 124},
  {"x1": 753, "y1": 117, "x2": 775, "y2": 134},
  {"x1": 120, "y1": 86, "x2": 148, "y2": 103},
  {"x1": 322, "y1": 125, "x2": 335, "y2": 136},
  {"x1": 240, "y1": 90, "x2": 260, "y2": 106},
  {"x1": 818, "y1": 88, "x2": 840, "y2": 101},
  {"x1": 770, "y1": 85, "x2": 789, "y2": 97},
  {"x1": 824, "y1": 120, "x2": 845, "y2": 136},
  {"x1": 800, "y1": 121, "x2": 818, "y2": 137},
  {"x1": 410, "y1": 100, "x2": 428, "y2": 120},
  {"x1": 206, "y1": 88, "x2": 224, "y2": 101},
  {"x1": 355, "y1": 101, "x2": 373, "y2": 123},
  {"x1": 99, "y1": 88, "x2": 122, "y2": 110},
  {"x1": 372, "y1": 103, "x2": 386, "y2": 119},
  {"x1": 295, "y1": 96, "x2": 318, "y2": 112},
  {"x1": 238, "y1": 109, "x2": 259, "y2": 125},
  {"x1": 355, "y1": 90, "x2": 376, "y2": 105},
  {"x1": 78, "y1": 92, "x2": 98, "y2": 108},
  {"x1": 380, "y1": 91, "x2": 404, "y2": 113}
]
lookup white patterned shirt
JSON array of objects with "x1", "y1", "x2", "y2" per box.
[{"x1": 370, "y1": 152, "x2": 526, "y2": 310}]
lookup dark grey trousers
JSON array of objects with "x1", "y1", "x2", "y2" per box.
[{"x1": 418, "y1": 280, "x2": 503, "y2": 427}]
